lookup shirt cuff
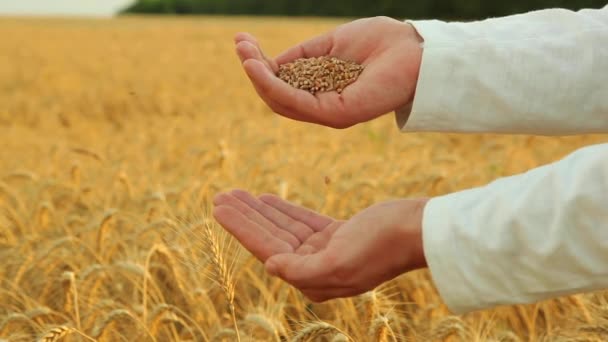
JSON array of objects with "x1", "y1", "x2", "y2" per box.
[
  {"x1": 396, "y1": 20, "x2": 468, "y2": 132},
  {"x1": 422, "y1": 192, "x2": 483, "y2": 315}
]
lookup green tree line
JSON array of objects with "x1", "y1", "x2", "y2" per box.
[{"x1": 122, "y1": 0, "x2": 606, "y2": 19}]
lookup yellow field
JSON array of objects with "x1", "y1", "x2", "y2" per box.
[{"x1": 0, "y1": 16, "x2": 607, "y2": 342}]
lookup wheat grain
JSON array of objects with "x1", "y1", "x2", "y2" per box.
[{"x1": 278, "y1": 56, "x2": 364, "y2": 95}]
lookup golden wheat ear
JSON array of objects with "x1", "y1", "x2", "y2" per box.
[
  {"x1": 291, "y1": 322, "x2": 348, "y2": 342},
  {"x1": 38, "y1": 326, "x2": 72, "y2": 342}
]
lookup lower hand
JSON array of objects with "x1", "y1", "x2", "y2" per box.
[{"x1": 213, "y1": 190, "x2": 428, "y2": 302}]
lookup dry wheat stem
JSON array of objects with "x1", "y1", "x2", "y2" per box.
[
  {"x1": 200, "y1": 221, "x2": 241, "y2": 342},
  {"x1": 61, "y1": 271, "x2": 81, "y2": 330}
]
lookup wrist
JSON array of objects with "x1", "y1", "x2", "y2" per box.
[
  {"x1": 393, "y1": 22, "x2": 424, "y2": 124},
  {"x1": 405, "y1": 198, "x2": 429, "y2": 270}
]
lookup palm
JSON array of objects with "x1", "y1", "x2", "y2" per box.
[
  {"x1": 213, "y1": 189, "x2": 344, "y2": 262},
  {"x1": 214, "y1": 190, "x2": 428, "y2": 302},
  {"x1": 234, "y1": 17, "x2": 422, "y2": 128}
]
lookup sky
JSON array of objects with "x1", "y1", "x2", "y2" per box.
[{"x1": 0, "y1": 0, "x2": 136, "y2": 16}]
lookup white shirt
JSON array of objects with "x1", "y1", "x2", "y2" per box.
[{"x1": 398, "y1": 5, "x2": 608, "y2": 314}]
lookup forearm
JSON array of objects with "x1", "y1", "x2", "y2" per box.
[
  {"x1": 398, "y1": 6, "x2": 608, "y2": 135},
  {"x1": 423, "y1": 143, "x2": 608, "y2": 314}
]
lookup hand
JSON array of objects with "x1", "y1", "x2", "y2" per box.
[
  {"x1": 213, "y1": 189, "x2": 428, "y2": 302},
  {"x1": 234, "y1": 16, "x2": 423, "y2": 129}
]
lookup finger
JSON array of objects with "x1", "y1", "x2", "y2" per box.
[
  {"x1": 276, "y1": 32, "x2": 334, "y2": 64},
  {"x1": 230, "y1": 189, "x2": 315, "y2": 243},
  {"x1": 234, "y1": 32, "x2": 278, "y2": 73},
  {"x1": 298, "y1": 223, "x2": 342, "y2": 252},
  {"x1": 236, "y1": 41, "x2": 277, "y2": 74},
  {"x1": 213, "y1": 205, "x2": 293, "y2": 261},
  {"x1": 234, "y1": 31, "x2": 251, "y2": 44},
  {"x1": 259, "y1": 194, "x2": 333, "y2": 232},
  {"x1": 235, "y1": 40, "x2": 259, "y2": 64},
  {"x1": 240, "y1": 60, "x2": 321, "y2": 124},
  {"x1": 241, "y1": 59, "x2": 331, "y2": 123},
  {"x1": 242, "y1": 59, "x2": 349, "y2": 128},
  {"x1": 265, "y1": 252, "x2": 338, "y2": 289},
  {"x1": 302, "y1": 287, "x2": 363, "y2": 303},
  {"x1": 214, "y1": 192, "x2": 300, "y2": 248},
  {"x1": 295, "y1": 244, "x2": 317, "y2": 255}
]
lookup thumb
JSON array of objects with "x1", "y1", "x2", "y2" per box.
[
  {"x1": 265, "y1": 253, "x2": 330, "y2": 288},
  {"x1": 264, "y1": 254, "x2": 286, "y2": 277}
]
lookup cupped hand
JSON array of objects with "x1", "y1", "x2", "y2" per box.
[
  {"x1": 234, "y1": 16, "x2": 423, "y2": 128},
  {"x1": 213, "y1": 189, "x2": 428, "y2": 302}
]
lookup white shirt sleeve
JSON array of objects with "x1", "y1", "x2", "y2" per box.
[
  {"x1": 398, "y1": 7, "x2": 608, "y2": 315},
  {"x1": 397, "y1": 6, "x2": 608, "y2": 135},
  {"x1": 422, "y1": 143, "x2": 608, "y2": 314}
]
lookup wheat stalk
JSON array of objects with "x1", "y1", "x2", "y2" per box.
[
  {"x1": 97, "y1": 209, "x2": 117, "y2": 254},
  {"x1": 291, "y1": 322, "x2": 345, "y2": 342},
  {"x1": 495, "y1": 330, "x2": 522, "y2": 342},
  {"x1": 369, "y1": 316, "x2": 390, "y2": 342},
  {"x1": 61, "y1": 271, "x2": 81, "y2": 330},
  {"x1": 70, "y1": 163, "x2": 81, "y2": 187},
  {"x1": 244, "y1": 313, "x2": 286, "y2": 341},
  {"x1": 39, "y1": 326, "x2": 96, "y2": 342},
  {"x1": 71, "y1": 147, "x2": 103, "y2": 162},
  {"x1": 212, "y1": 328, "x2": 237, "y2": 341},
  {"x1": 92, "y1": 308, "x2": 152, "y2": 340},
  {"x1": 331, "y1": 333, "x2": 350, "y2": 342},
  {"x1": 38, "y1": 326, "x2": 72, "y2": 342},
  {"x1": 361, "y1": 291, "x2": 378, "y2": 324},
  {"x1": 431, "y1": 316, "x2": 470, "y2": 341},
  {"x1": 198, "y1": 220, "x2": 241, "y2": 342},
  {"x1": 0, "y1": 313, "x2": 37, "y2": 337},
  {"x1": 148, "y1": 304, "x2": 191, "y2": 338},
  {"x1": 4, "y1": 170, "x2": 38, "y2": 182}
]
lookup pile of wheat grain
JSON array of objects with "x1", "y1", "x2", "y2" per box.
[{"x1": 277, "y1": 57, "x2": 364, "y2": 94}]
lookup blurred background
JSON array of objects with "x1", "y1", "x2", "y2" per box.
[
  {"x1": 1, "y1": 1, "x2": 608, "y2": 342},
  {"x1": 0, "y1": 0, "x2": 606, "y2": 19},
  {"x1": 122, "y1": 0, "x2": 607, "y2": 19}
]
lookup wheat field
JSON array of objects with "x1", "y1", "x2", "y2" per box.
[{"x1": 0, "y1": 16, "x2": 607, "y2": 342}]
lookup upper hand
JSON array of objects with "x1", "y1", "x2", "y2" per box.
[
  {"x1": 234, "y1": 16, "x2": 423, "y2": 129},
  {"x1": 213, "y1": 190, "x2": 428, "y2": 302}
]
